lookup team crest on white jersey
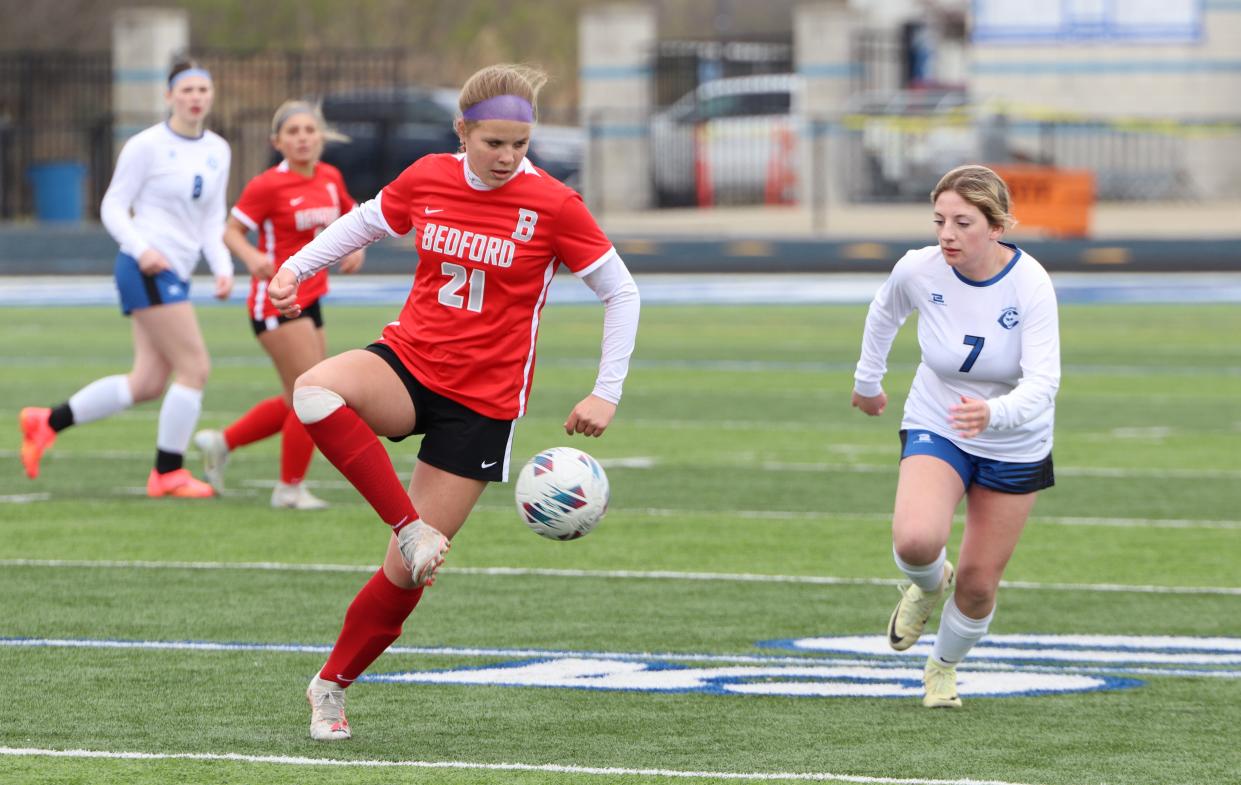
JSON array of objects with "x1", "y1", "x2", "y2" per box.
[{"x1": 998, "y1": 307, "x2": 1020, "y2": 329}]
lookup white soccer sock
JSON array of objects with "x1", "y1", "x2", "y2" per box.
[
  {"x1": 156, "y1": 383, "x2": 203, "y2": 455},
  {"x1": 931, "y1": 596, "x2": 993, "y2": 666},
  {"x1": 893, "y1": 545, "x2": 948, "y2": 592},
  {"x1": 68, "y1": 374, "x2": 134, "y2": 425}
]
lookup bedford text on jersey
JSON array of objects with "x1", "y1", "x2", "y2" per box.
[
  {"x1": 421, "y1": 221, "x2": 515, "y2": 268},
  {"x1": 295, "y1": 205, "x2": 342, "y2": 232}
]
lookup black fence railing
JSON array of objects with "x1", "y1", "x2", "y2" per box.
[
  {"x1": 3, "y1": 48, "x2": 1237, "y2": 220},
  {"x1": 0, "y1": 52, "x2": 112, "y2": 219},
  {"x1": 653, "y1": 38, "x2": 793, "y2": 109}
]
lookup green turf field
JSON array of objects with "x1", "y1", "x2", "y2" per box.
[{"x1": 2, "y1": 299, "x2": 1239, "y2": 785}]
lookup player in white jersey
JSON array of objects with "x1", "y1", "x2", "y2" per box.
[
  {"x1": 852, "y1": 165, "x2": 1061, "y2": 709},
  {"x1": 19, "y1": 58, "x2": 233, "y2": 498}
]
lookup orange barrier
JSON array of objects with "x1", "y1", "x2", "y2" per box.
[
  {"x1": 764, "y1": 125, "x2": 797, "y2": 205},
  {"x1": 694, "y1": 124, "x2": 713, "y2": 208},
  {"x1": 988, "y1": 165, "x2": 1095, "y2": 238}
]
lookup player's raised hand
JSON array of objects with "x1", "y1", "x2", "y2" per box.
[
  {"x1": 948, "y1": 395, "x2": 991, "y2": 438},
  {"x1": 564, "y1": 395, "x2": 616, "y2": 437},
  {"x1": 267, "y1": 266, "x2": 302, "y2": 318},
  {"x1": 852, "y1": 390, "x2": 887, "y2": 416}
]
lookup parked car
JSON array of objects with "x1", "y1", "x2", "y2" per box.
[
  {"x1": 842, "y1": 88, "x2": 973, "y2": 200},
  {"x1": 650, "y1": 74, "x2": 801, "y2": 207},
  {"x1": 315, "y1": 87, "x2": 584, "y2": 200},
  {"x1": 650, "y1": 75, "x2": 974, "y2": 206}
]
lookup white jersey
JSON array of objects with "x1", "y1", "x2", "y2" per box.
[
  {"x1": 854, "y1": 243, "x2": 1060, "y2": 462},
  {"x1": 100, "y1": 122, "x2": 232, "y2": 282}
]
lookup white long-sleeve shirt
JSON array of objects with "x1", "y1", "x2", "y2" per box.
[
  {"x1": 100, "y1": 122, "x2": 233, "y2": 282},
  {"x1": 854, "y1": 243, "x2": 1060, "y2": 461}
]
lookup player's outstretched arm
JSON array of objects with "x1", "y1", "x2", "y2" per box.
[{"x1": 564, "y1": 395, "x2": 617, "y2": 437}]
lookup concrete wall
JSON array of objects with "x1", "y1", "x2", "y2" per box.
[
  {"x1": 794, "y1": 1, "x2": 857, "y2": 213},
  {"x1": 579, "y1": 4, "x2": 656, "y2": 212},
  {"x1": 112, "y1": 8, "x2": 189, "y2": 145},
  {"x1": 969, "y1": 4, "x2": 1241, "y2": 198}
]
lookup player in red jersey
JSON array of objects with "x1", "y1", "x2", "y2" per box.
[
  {"x1": 266, "y1": 64, "x2": 640, "y2": 741},
  {"x1": 192, "y1": 101, "x2": 364, "y2": 509}
]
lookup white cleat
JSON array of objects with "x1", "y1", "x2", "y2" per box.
[
  {"x1": 271, "y1": 481, "x2": 329, "y2": 510},
  {"x1": 193, "y1": 429, "x2": 230, "y2": 491},
  {"x1": 307, "y1": 675, "x2": 351, "y2": 741},
  {"x1": 923, "y1": 657, "x2": 963, "y2": 708},
  {"x1": 887, "y1": 561, "x2": 954, "y2": 651},
  {"x1": 396, "y1": 519, "x2": 451, "y2": 587}
]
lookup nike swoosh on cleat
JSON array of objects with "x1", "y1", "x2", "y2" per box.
[{"x1": 888, "y1": 608, "x2": 904, "y2": 645}]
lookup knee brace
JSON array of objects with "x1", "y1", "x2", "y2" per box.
[{"x1": 293, "y1": 386, "x2": 345, "y2": 425}]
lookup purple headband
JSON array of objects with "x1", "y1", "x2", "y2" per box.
[
  {"x1": 170, "y1": 67, "x2": 212, "y2": 89},
  {"x1": 461, "y1": 94, "x2": 534, "y2": 123}
]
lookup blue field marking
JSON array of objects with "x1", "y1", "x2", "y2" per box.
[
  {"x1": 763, "y1": 634, "x2": 1241, "y2": 670},
  {"x1": 26, "y1": 633, "x2": 1241, "y2": 698},
  {"x1": 2, "y1": 273, "x2": 1241, "y2": 307},
  {"x1": 360, "y1": 655, "x2": 1142, "y2": 699}
]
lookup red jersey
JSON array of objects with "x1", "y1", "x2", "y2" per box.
[
  {"x1": 231, "y1": 160, "x2": 356, "y2": 320},
  {"x1": 377, "y1": 154, "x2": 614, "y2": 420}
]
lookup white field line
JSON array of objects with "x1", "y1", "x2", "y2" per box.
[
  {"x1": 0, "y1": 493, "x2": 50, "y2": 503},
  {"x1": 0, "y1": 746, "x2": 1045, "y2": 785},
  {"x1": 3, "y1": 353, "x2": 1241, "y2": 377},
  {"x1": 4, "y1": 447, "x2": 1239, "y2": 481},
  {"x1": 4, "y1": 486, "x2": 1239, "y2": 532},
  {"x1": 2, "y1": 558, "x2": 1239, "y2": 596},
  {"x1": 10, "y1": 488, "x2": 1238, "y2": 532}
]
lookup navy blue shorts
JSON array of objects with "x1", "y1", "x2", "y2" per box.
[
  {"x1": 900, "y1": 429, "x2": 1054, "y2": 494},
  {"x1": 114, "y1": 252, "x2": 190, "y2": 315}
]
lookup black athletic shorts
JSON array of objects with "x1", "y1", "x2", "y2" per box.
[
  {"x1": 251, "y1": 299, "x2": 324, "y2": 336},
  {"x1": 365, "y1": 342, "x2": 515, "y2": 482}
]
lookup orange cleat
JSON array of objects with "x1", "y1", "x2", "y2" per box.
[
  {"x1": 19, "y1": 407, "x2": 56, "y2": 479},
  {"x1": 146, "y1": 468, "x2": 216, "y2": 498}
]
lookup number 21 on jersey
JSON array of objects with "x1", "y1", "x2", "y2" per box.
[
  {"x1": 437, "y1": 209, "x2": 539, "y2": 313},
  {"x1": 439, "y1": 262, "x2": 484, "y2": 312}
]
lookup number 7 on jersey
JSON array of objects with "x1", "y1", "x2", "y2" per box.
[{"x1": 960, "y1": 334, "x2": 985, "y2": 373}]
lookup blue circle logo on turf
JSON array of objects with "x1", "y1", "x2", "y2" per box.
[
  {"x1": 363, "y1": 655, "x2": 1140, "y2": 698},
  {"x1": 362, "y1": 634, "x2": 1241, "y2": 698}
]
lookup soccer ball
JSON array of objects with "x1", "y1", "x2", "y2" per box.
[{"x1": 514, "y1": 447, "x2": 610, "y2": 540}]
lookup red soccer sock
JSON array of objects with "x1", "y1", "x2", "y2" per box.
[
  {"x1": 319, "y1": 569, "x2": 424, "y2": 687},
  {"x1": 302, "y1": 404, "x2": 417, "y2": 529},
  {"x1": 280, "y1": 410, "x2": 315, "y2": 484},
  {"x1": 223, "y1": 396, "x2": 289, "y2": 450}
]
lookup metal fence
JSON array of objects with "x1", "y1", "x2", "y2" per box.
[
  {"x1": 3, "y1": 48, "x2": 1239, "y2": 220},
  {"x1": 653, "y1": 38, "x2": 793, "y2": 109},
  {"x1": 0, "y1": 52, "x2": 112, "y2": 219},
  {"x1": 0, "y1": 49, "x2": 474, "y2": 219}
]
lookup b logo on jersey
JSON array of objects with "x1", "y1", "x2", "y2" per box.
[
  {"x1": 511, "y1": 208, "x2": 538, "y2": 243},
  {"x1": 998, "y1": 307, "x2": 1019, "y2": 329}
]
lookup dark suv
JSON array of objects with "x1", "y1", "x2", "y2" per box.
[{"x1": 318, "y1": 87, "x2": 583, "y2": 199}]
